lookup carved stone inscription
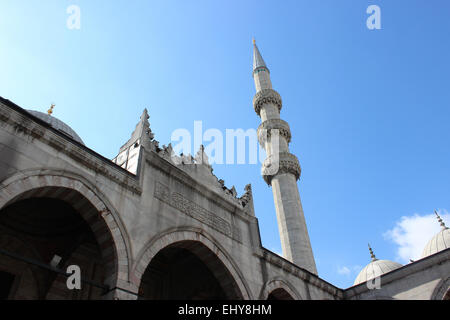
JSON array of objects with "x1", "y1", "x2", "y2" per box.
[{"x1": 154, "y1": 181, "x2": 242, "y2": 242}]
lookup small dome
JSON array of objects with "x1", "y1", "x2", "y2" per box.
[
  {"x1": 421, "y1": 228, "x2": 450, "y2": 258},
  {"x1": 354, "y1": 259, "x2": 403, "y2": 286},
  {"x1": 421, "y1": 212, "x2": 450, "y2": 258},
  {"x1": 353, "y1": 244, "x2": 402, "y2": 286},
  {"x1": 27, "y1": 110, "x2": 85, "y2": 145}
]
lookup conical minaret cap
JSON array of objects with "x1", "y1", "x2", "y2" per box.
[{"x1": 253, "y1": 39, "x2": 268, "y2": 72}]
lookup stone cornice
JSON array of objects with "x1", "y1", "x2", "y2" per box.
[
  {"x1": 257, "y1": 118, "x2": 291, "y2": 146},
  {"x1": 261, "y1": 248, "x2": 344, "y2": 299},
  {"x1": 0, "y1": 99, "x2": 141, "y2": 195},
  {"x1": 253, "y1": 89, "x2": 282, "y2": 116},
  {"x1": 262, "y1": 152, "x2": 301, "y2": 185}
]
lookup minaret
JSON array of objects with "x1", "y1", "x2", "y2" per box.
[{"x1": 252, "y1": 40, "x2": 318, "y2": 275}]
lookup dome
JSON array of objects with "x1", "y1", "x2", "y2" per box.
[
  {"x1": 421, "y1": 229, "x2": 450, "y2": 258},
  {"x1": 421, "y1": 212, "x2": 450, "y2": 258},
  {"x1": 353, "y1": 245, "x2": 402, "y2": 286},
  {"x1": 354, "y1": 259, "x2": 403, "y2": 286},
  {"x1": 27, "y1": 110, "x2": 85, "y2": 145}
]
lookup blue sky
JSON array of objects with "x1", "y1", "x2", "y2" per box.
[{"x1": 1, "y1": 0, "x2": 450, "y2": 288}]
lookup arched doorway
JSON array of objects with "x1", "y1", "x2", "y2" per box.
[
  {"x1": 260, "y1": 278, "x2": 300, "y2": 300},
  {"x1": 138, "y1": 240, "x2": 243, "y2": 300},
  {"x1": 267, "y1": 288, "x2": 294, "y2": 300},
  {"x1": 0, "y1": 186, "x2": 119, "y2": 300}
]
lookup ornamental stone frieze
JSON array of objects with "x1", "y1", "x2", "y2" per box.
[
  {"x1": 154, "y1": 181, "x2": 243, "y2": 242},
  {"x1": 261, "y1": 152, "x2": 301, "y2": 185},
  {"x1": 252, "y1": 88, "x2": 282, "y2": 116},
  {"x1": 257, "y1": 118, "x2": 292, "y2": 145}
]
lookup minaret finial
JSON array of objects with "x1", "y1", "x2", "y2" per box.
[
  {"x1": 252, "y1": 37, "x2": 256, "y2": 45},
  {"x1": 47, "y1": 103, "x2": 55, "y2": 116},
  {"x1": 368, "y1": 243, "x2": 377, "y2": 261},
  {"x1": 435, "y1": 210, "x2": 447, "y2": 230}
]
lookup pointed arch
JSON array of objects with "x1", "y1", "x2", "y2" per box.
[
  {"x1": 260, "y1": 278, "x2": 302, "y2": 300},
  {"x1": 132, "y1": 227, "x2": 252, "y2": 299}
]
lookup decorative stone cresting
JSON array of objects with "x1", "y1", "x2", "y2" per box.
[
  {"x1": 153, "y1": 143, "x2": 251, "y2": 209},
  {"x1": 131, "y1": 106, "x2": 252, "y2": 210},
  {"x1": 253, "y1": 88, "x2": 282, "y2": 116},
  {"x1": 262, "y1": 152, "x2": 301, "y2": 185},
  {"x1": 239, "y1": 184, "x2": 253, "y2": 208},
  {"x1": 257, "y1": 119, "x2": 291, "y2": 145}
]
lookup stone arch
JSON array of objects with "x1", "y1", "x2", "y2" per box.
[
  {"x1": 260, "y1": 278, "x2": 302, "y2": 300},
  {"x1": 133, "y1": 227, "x2": 252, "y2": 299},
  {"x1": 0, "y1": 170, "x2": 132, "y2": 299},
  {"x1": 431, "y1": 277, "x2": 450, "y2": 300}
]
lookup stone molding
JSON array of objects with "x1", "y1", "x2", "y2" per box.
[
  {"x1": 0, "y1": 102, "x2": 141, "y2": 195},
  {"x1": 154, "y1": 181, "x2": 242, "y2": 243},
  {"x1": 257, "y1": 118, "x2": 291, "y2": 145},
  {"x1": 253, "y1": 89, "x2": 282, "y2": 116},
  {"x1": 261, "y1": 249, "x2": 343, "y2": 299},
  {"x1": 145, "y1": 150, "x2": 256, "y2": 222},
  {"x1": 261, "y1": 152, "x2": 301, "y2": 185}
]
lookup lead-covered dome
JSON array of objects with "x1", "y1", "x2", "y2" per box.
[
  {"x1": 353, "y1": 245, "x2": 402, "y2": 286},
  {"x1": 27, "y1": 110, "x2": 84, "y2": 145},
  {"x1": 421, "y1": 212, "x2": 450, "y2": 258}
]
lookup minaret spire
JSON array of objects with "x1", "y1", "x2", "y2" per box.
[
  {"x1": 252, "y1": 40, "x2": 272, "y2": 92},
  {"x1": 252, "y1": 41, "x2": 317, "y2": 275},
  {"x1": 435, "y1": 210, "x2": 448, "y2": 230},
  {"x1": 253, "y1": 39, "x2": 268, "y2": 72}
]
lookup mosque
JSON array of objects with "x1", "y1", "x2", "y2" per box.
[{"x1": 0, "y1": 42, "x2": 448, "y2": 300}]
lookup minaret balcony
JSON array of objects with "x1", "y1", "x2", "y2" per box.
[
  {"x1": 257, "y1": 119, "x2": 291, "y2": 146},
  {"x1": 253, "y1": 89, "x2": 282, "y2": 116},
  {"x1": 261, "y1": 152, "x2": 301, "y2": 185}
]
